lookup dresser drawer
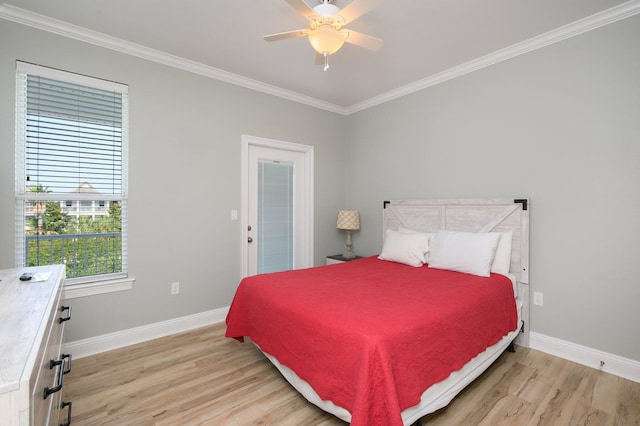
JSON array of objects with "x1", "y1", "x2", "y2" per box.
[{"x1": 31, "y1": 294, "x2": 68, "y2": 425}]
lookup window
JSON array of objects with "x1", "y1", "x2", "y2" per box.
[{"x1": 15, "y1": 62, "x2": 130, "y2": 291}]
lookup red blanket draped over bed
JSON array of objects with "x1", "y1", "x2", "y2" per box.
[{"x1": 225, "y1": 256, "x2": 517, "y2": 426}]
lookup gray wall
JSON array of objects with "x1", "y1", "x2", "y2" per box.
[
  {"x1": 0, "y1": 20, "x2": 347, "y2": 341},
  {"x1": 2, "y1": 14, "x2": 639, "y2": 364},
  {"x1": 345, "y1": 15, "x2": 640, "y2": 362}
]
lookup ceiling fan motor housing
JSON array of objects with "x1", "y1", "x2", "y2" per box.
[
  {"x1": 313, "y1": 3, "x2": 340, "y2": 17},
  {"x1": 309, "y1": 2, "x2": 345, "y2": 31}
]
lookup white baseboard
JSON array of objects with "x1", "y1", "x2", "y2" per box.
[
  {"x1": 64, "y1": 306, "x2": 229, "y2": 359},
  {"x1": 530, "y1": 332, "x2": 640, "y2": 384},
  {"x1": 65, "y1": 309, "x2": 640, "y2": 385}
]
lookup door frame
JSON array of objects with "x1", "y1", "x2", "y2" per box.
[{"x1": 240, "y1": 134, "x2": 314, "y2": 278}]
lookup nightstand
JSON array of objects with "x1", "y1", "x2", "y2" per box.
[{"x1": 326, "y1": 254, "x2": 365, "y2": 265}]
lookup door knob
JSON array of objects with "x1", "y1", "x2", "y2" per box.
[{"x1": 248, "y1": 237, "x2": 253, "y2": 243}]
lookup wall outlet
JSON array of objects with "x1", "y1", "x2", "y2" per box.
[
  {"x1": 171, "y1": 282, "x2": 180, "y2": 295},
  {"x1": 533, "y1": 291, "x2": 543, "y2": 306}
]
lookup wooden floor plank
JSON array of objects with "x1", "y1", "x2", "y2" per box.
[{"x1": 64, "y1": 323, "x2": 640, "y2": 425}]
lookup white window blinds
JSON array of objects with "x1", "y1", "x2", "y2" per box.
[
  {"x1": 15, "y1": 62, "x2": 129, "y2": 281},
  {"x1": 24, "y1": 76, "x2": 123, "y2": 194}
]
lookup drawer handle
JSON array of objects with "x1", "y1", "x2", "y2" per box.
[
  {"x1": 59, "y1": 305, "x2": 71, "y2": 323},
  {"x1": 60, "y1": 401, "x2": 72, "y2": 426},
  {"x1": 62, "y1": 353, "x2": 72, "y2": 375},
  {"x1": 43, "y1": 357, "x2": 66, "y2": 399}
]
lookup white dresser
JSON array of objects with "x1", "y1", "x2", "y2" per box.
[{"x1": 0, "y1": 265, "x2": 72, "y2": 426}]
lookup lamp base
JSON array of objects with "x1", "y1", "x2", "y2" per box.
[
  {"x1": 342, "y1": 248, "x2": 356, "y2": 259},
  {"x1": 342, "y1": 230, "x2": 356, "y2": 259}
]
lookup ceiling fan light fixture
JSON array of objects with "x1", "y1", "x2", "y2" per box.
[
  {"x1": 264, "y1": 0, "x2": 383, "y2": 70},
  {"x1": 308, "y1": 24, "x2": 346, "y2": 55}
]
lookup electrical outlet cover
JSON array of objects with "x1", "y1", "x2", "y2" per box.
[{"x1": 533, "y1": 291, "x2": 543, "y2": 306}]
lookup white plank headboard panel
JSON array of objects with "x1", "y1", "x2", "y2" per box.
[{"x1": 383, "y1": 198, "x2": 530, "y2": 346}]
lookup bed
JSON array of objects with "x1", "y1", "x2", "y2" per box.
[{"x1": 226, "y1": 198, "x2": 530, "y2": 425}]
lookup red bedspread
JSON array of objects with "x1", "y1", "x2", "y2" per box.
[{"x1": 225, "y1": 256, "x2": 517, "y2": 426}]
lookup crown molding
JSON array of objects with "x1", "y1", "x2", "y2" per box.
[
  {"x1": 2, "y1": 1, "x2": 639, "y2": 116},
  {"x1": 0, "y1": 4, "x2": 345, "y2": 115},
  {"x1": 345, "y1": 0, "x2": 640, "y2": 114}
]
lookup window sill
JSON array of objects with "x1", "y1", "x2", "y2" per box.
[{"x1": 63, "y1": 276, "x2": 135, "y2": 299}]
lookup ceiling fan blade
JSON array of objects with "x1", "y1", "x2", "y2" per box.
[
  {"x1": 285, "y1": 0, "x2": 315, "y2": 19},
  {"x1": 338, "y1": 0, "x2": 382, "y2": 24},
  {"x1": 264, "y1": 29, "x2": 309, "y2": 42},
  {"x1": 342, "y1": 30, "x2": 383, "y2": 51}
]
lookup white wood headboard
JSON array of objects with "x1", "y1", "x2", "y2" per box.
[{"x1": 382, "y1": 198, "x2": 530, "y2": 346}]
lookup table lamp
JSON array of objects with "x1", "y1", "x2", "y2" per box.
[{"x1": 336, "y1": 210, "x2": 360, "y2": 259}]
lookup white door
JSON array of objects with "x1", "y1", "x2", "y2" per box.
[{"x1": 241, "y1": 135, "x2": 314, "y2": 277}]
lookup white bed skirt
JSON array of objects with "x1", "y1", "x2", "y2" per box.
[{"x1": 259, "y1": 300, "x2": 523, "y2": 425}]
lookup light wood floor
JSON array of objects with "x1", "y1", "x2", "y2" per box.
[{"x1": 64, "y1": 323, "x2": 640, "y2": 425}]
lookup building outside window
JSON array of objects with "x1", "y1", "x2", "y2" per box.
[{"x1": 15, "y1": 62, "x2": 129, "y2": 283}]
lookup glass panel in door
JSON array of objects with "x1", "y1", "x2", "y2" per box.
[{"x1": 257, "y1": 160, "x2": 294, "y2": 273}]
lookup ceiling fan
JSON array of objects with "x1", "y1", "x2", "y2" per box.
[{"x1": 264, "y1": 0, "x2": 383, "y2": 71}]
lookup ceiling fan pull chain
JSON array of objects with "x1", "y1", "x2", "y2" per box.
[{"x1": 323, "y1": 51, "x2": 330, "y2": 71}]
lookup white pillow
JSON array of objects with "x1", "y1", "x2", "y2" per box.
[
  {"x1": 378, "y1": 229, "x2": 430, "y2": 267},
  {"x1": 399, "y1": 227, "x2": 435, "y2": 262},
  {"x1": 428, "y1": 230, "x2": 501, "y2": 277},
  {"x1": 491, "y1": 230, "x2": 513, "y2": 275}
]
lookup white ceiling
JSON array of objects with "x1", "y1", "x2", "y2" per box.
[{"x1": 1, "y1": 0, "x2": 638, "y2": 113}]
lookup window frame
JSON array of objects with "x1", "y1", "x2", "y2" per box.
[{"x1": 15, "y1": 61, "x2": 134, "y2": 298}]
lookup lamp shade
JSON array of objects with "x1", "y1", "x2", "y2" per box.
[{"x1": 336, "y1": 210, "x2": 360, "y2": 230}]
